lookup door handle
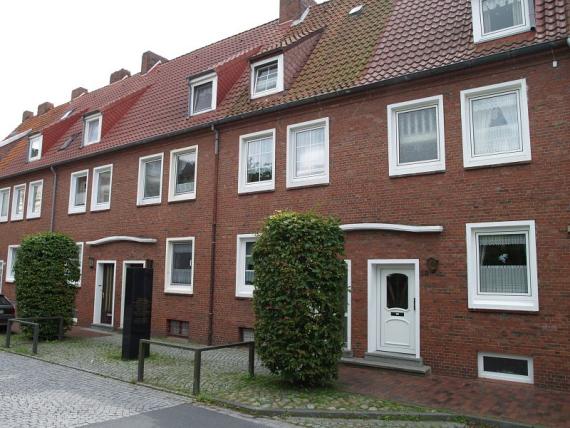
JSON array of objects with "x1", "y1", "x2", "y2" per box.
[{"x1": 413, "y1": 298, "x2": 416, "y2": 311}]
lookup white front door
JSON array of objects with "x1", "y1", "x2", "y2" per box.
[
  {"x1": 378, "y1": 267, "x2": 416, "y2": 354},
  {"x1": 93, "y1": 261, "x2": 116, "y2": 326}
]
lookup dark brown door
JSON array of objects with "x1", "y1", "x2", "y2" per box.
[{"x1": 100, "y1": 264, "x2": 114, "y2": 325}]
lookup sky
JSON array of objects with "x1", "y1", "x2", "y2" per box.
[{"x1": 0, "y1": 0, "x2": 327, "y2": 140}]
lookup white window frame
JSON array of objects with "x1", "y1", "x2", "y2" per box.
[
  {"x1": 0, "y1": 187, "x2": 10, "y2": 223},
  {"x1": 90, "y1": 164, "x2": 113, "y2": 212},
  {"x1": 83, "y1": 113, "x2": 102, "y2": 146},
  {"x1": 466, "y1": 220, "x2": 538, "y2": 312},
  {"x1": 6, "y1": 245, "x2": 19, "y2": 283},
  {"x1": 471, "y1": 0, "x2": 532, "y2": 43},
  {"x1": 26, "y1": 180, "x2": 44, "y2": 219},
  {"x1": 168, "y1": 146, "x2": 198, "y2": 202},
  {"x1": 251, "y1": 54, "x2": 284, "y2": 99},
  {"x1": 189, "y1": 73, "x2": 217, "y2": 116},
  {"x1": 0, "y1": 260, "x2": 4, "y2": 293},
  {"x1": 236, "y1": 234, "x2": 257, "y2": 298},
  {"x1": 344, "y1": 259, "x2": 352, "y2": 351},
  {"x1": 28, "y1": 134, "x2": 43, "y2": 161},
  {"x1": 68, "y1": 170, "x2": 89, "y2": 214},
  {"x1": 72, "y1": 242, "x2": 84, "y2": 287},
  {"x1": 238, "y1": 129, "x2": 276, "y2": 194},
  {"x1": 164, "y1": 237, "x2": 195, "y2": 295},
  {"x1": 11, "y1": 184, "x2": 26, "y2": 221},
  {"x1": 461, "y1": 79, "x2": 531, "y2": 168},
  {"x1": 286, "y1": 117, "x2": 330, "y2": 188},
  {"x1": 387, "y1": 95, "x2": 446, "y2": 177},
  {"x1": 137, "y1": 153, "x2": 164, "y2": 206},
  {"x1": 478, "y1": 352, "x2": 534, "y2": 384}
]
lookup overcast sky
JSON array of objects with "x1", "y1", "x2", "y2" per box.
[{"x1": 0, "y1": 0, "x2": 326, "y2": 140}]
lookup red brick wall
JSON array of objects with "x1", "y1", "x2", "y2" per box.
[{"x1": 0, "y1": 49, "x2": 568, "y2": 390}]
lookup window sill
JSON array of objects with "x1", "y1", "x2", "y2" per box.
[
  {"x1": 5, "y1": 279, "x2": 14, "y2": 284},
  {"x1": 464, "y1": 155, "x2": 531, "y2": 170},
  {"x1": 68, "y1": 209, "x2": 87, "y2": 215},
  {"x1": 164, "y1": 287, "x2": 193, "y2": 296},
  {"x1": 10, "y1": 218, "x2": 24, "y2": 222},
  {"x1": 190, "y1": 108, "x2": 215, "y2": 117},
  {"x1": 168, "y1": 194, "x2": 196, "y2": 203},
  {"x1": 251, "y1": 89, "x2": 283, "y2": 100},
  {"x1": 474, "y1": 26, "x2": 531, "y2": 44},
  {"x1": 389, "y1": 166, "x2": 446, "y2": 178},
  {"x1": 137, "y1": 200, "x2": 162, "y2": 207},
  {"x1": 238, "y1": 183, "x2": 275, "y2": 195},
  {"x1": 91, "y1": 206, "x2": 110, "y2": 212},
  {"x1": 286, "y1": 177, "x2": 329, "y2": 190},
  {"x1": 468, "y1": 300, "x2": 539, "y2": 313},
  {"x1": 26, "y1": 215, "x2": 41, "y2": 220},
  {"x1": 235, "y1": 293, "x2": 253, "y2": 300}
]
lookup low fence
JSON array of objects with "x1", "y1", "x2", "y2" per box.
[
  {"x1": 4, "y1": 316, "x2": 64, "y2": 354},
  {"x1": 138, "y1": 339, "x2": 255, "y2": 395}
]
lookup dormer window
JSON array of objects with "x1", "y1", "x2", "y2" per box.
[
  {"x1": 28, "y1": 134, "x2": 43, "y2": 161},
  {"x1": 83, "y1": 113, "x2": 102, "y2": 146},
  {"x1": 189, "y1": 73, "x2": 217, "y2": 116},
  {"x1": 471, "y1": 0, "x2": 531, "y2": 43},
  {"x1": 251, "y1": 54, "x2": 284, "y2": 99}
]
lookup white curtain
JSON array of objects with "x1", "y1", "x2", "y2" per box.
[
  {"x1": 295, "y1": 127, "x2": 325, "y2": 177},
  {"x1": 472, "y1": 92, "x2": 520, "y2": 156},
  {"x1": 398, "y1": 107, "x2": 438, "y2": 163},
  {"x1": 479, "y1": 234, "x2": 528, "y2": 294},
  {"x1": 482, "y1": 0, "x2": 524, "y2": 33}
]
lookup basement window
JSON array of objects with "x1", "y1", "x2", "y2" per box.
[
  {"x1": 28, "y1": 134, "x2": 43, "y2": 161},
  {"x1": 240, "y1": 328, "x2": 255, "y2": 342},
  {"x1": 471, "y1": 0, "x2": 532, "y2": 43},
  {"x1": 168, "y1": 320, "x2": 189, "y2": 337},
  {"x1": 251, "y1": 55, "x2": 284, "y2": 99},
  {"x1": 83, "y1": 113, "x2": 102, "y2": 146},
  {"x1": 189, "y1": 73, "x2": 217, "y2": 116},
  {"x1": 478, "y1": 352, "x2": 533, "y2": 383}
]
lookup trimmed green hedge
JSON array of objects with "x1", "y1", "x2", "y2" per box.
[
  {"x1": 14, "y1": 232, "x2": 80, "y2": 340},
  {"x1": 253, "y1": 211, "x2": 346, "y2": 386}
]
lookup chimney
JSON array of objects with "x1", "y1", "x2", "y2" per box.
[
  {"x1": 279, "y1": 0, "x2": 315, "y2": 23},
  {"x1": 22, "y1": 110, "x2": 34, "y2": 122},
  {"x1": 37, "y1": 102, "x2": 54, "y2": 116},
  {"x1": 141, "y1": 51, "x2": 167, "y2": 74},
  {"x1": 71, "y1": 87, "x2": 88, "y2": 100},
  {"x1": 110, "y1": 68, "x2": 131, "y2": 84}
]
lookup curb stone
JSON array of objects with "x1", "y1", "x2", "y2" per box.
[{"x1": 0, "y1": 348, "x2": 535, "y2": 428}]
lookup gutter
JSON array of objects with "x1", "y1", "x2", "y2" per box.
[
  {"x1": 207, "y1": 126, "x2": 220, "y2": 346},
  {"x1": 0, "y1": 38, "x2": 566, "y2": 182},
  {"x1": 49, "y1": 166, "x2": 57, "y2": 232}
]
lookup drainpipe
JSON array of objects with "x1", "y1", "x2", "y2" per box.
[
  {"x1": 49, "y1": 166, "x2": 57, "y2": 232},
  {"x1": 207, "y1": 125, "x2": 220, "y2": 345}
]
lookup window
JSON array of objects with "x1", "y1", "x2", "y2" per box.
[
  {"x1": 0, "y1": 261, "x2": 4, "y2": 293},
  {"x1": 251, "y1": 54, "x2": 284, "y2": 98},
  {"x1": 189, "y1": 73, "x2": 217, "y2": 115},
  {"x1": 68, "y1": 170, "x2": 89, "y2": 214},
  {"x1": 168, "y1": 146, "x2": 198, "y2": 202},
  {"x1": 6, "y1": 245, "x2": 19, "y2": 283},
  {"x1": 344, "y1": 260, "x2": 352, "y2": 351},
  {"x1": 461, "y1": 79, "x2": 531, "y2": 168},
  {"x1": 90, "y1": 165, "x2": 113, "y2": 211},
  {"x1": 11, "y1": 184, "x2": 26, "y2": 221},
  {"x1": 240, "y1": 328, "x2": 255, "y2": 342},
  {"x1": 168, "y1": 320, "x2": 189, "y2": 337},
  {"x1": 466, "y1": 220, "x2": 538, "y2": 311},
  {"x1": 137, "y1": 153, "x2": 163, "y2": 206},
  {"x1": 236, "y1": 234, "x2": 257, "y2": 298},
  {"x1": 478, "y1": 352, "x2": 533, "y2": 383},
  {"x1": 28, "y1": 134, "x2": 43, "y2": 161},
  {"x1": 287, "y1": 118, "x2": 330, "y2": 188},
  {"x1": 387, "y1": 95, "x2": 446, "y2": 176},
  {"x1": 471, "y1": 0, "x2": 532, "y2": 43},
  {"x1": 238, "y1": 129, "x2": 276, "y2": 194},
  {"x1": 26, "y1": 180, "x2": 43, "y2": 219},
  {"x1": 165, "y1": 237, "x2": 195, "y2": 294},
  {"x1": 73, "y1": 242, "x2": 84, "y2": 287},
  {"x1": 83, "y1": 113, "x2": 102, "y2": 146},
  {"x1": 0, "y1": 188, "x2": 10, "y2": 223}
]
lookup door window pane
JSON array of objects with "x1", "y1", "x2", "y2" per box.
[
  {"x1": 471, "y1": 92, "x2": 521, "y2": 156},
  {"x1": 175, "y1": 151, "x2": 196, "y2": 195},
  {"x1": 478, "y1": 233, "x2": 528, "y2": 294},
  {"x1": 295, "y1": 126, "x2": 325, "y2": 178},
  {"x1": 246, "y1": 136, "x2": 273, "y2": 184},
  {"x1": 144, "y1": 159, "x2": 162, "y2": 199},
  {"x1": 244, "y1": 241, "x2": 255, "y2": 286},
  {"x1": 75, "y1": 175, "x2": 87, "y2": 206},
  {"x1": 96, "y1": 170, "x2": 111, "y2": 204},
  {"x1": 397, "y1": 107, "x2": 439, "y2": 163},
  {"x1": 193, "y1": 81, "x2": 213, "y2": 113},
  {"x1": 254, "y1": 61, "x2": 278, "y2": 93},
  {"x1": 482, "y1": 0, "x2": 524, "y2": 34},
  {"x1": 387, "y1": 273, "x2": 408, "y2": 309},
  {"x1": 171, "y1": 242, "x2": 193, "y2": 285}
]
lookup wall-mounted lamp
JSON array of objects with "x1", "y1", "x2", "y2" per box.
[
  {"x1": 426, "y1": 257, "x2": 439, "y2": 274},
  {"x1": 88, "y1": 257, "x2": 95, "y2": 269}
]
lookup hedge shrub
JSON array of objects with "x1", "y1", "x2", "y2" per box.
[
  {"x1": 253, "y1": 211, "x2": 346, "y2": 386},
  {"x1": 14, "y1": 232, "x2": 80, "y2": 340}
]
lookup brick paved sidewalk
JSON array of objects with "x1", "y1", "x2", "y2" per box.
[{"x1": 338, "y1": 366, "x2": 570, "y2": 428}]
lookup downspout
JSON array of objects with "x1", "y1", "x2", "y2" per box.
[
  {"x1": 49, "y1": 166, "x2": 57, "y2": 232},
  {"x1": 207, "y1": 125, "x2": 220, "y2": 345}
]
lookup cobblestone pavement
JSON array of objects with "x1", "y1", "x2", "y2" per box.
[{"x1": 0, "y1": 352, "x2": 285, "y2": 428}]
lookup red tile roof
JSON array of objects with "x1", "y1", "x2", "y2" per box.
[{"x1": 0, "y1": 0, "x2": 567, "y2": 179}]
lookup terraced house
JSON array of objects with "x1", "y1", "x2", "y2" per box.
[{"x1": 1, "y1": 0, "x2": 569, "y2": 391}]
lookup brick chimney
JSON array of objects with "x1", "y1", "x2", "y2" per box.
[
  {"x1": 22, "y1": 110, "x2": 34, "y2": 122},
  {"x1": 110, "y1": 68, "x2": 131, "y2": 84},
  {"x1": 141, "y1": 51, "x2": 167, "y2": 74},
  {"x1": 37, "y1": 102, "x2": 54, "y2": 116},
  {"x1": 279, "y1": 0, "x2": 315, "y2": 23},
  {"x1": 71, "y1": 87, "x2": 88, "y2": 100}
]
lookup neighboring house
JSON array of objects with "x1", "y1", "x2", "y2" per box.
[{"x1": 0, "y1": 0, "x2": 569, "y2": 391}]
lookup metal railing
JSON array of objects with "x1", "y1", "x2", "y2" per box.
[
  {"x1": 4, "y1": 316, "x2": 64, "y2": 355},
  {"x1": 137, "y1": 339, "x2": 255, "y2": 395}
]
